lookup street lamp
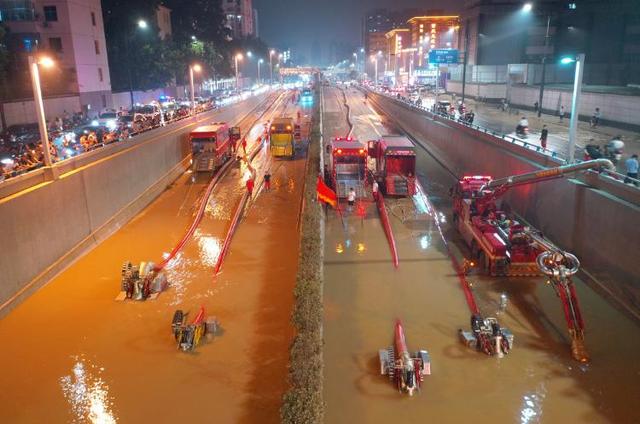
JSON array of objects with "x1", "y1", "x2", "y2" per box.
[
  {"x1": 560, "y1": 53, "x2": 585, "y2": 163},
  {"x1": 247, "y1": 51, "x2": 253, "y2": 58},
  {"x1": 523, "y1": 3, "x2": 533, "y2": 13},
  {"x1": 269, "y1": 49, "x2": 275, "y2": 85},
  {"x1": 126, "y1": 19, "x2": 148, "y2": 107},
  {"x1": 258, "y1": 59, "x2": 264, "y2": 84},
  {"x1": 190, "y1": 63, "x2": 202, "y2": 115},
  {"x1": 370, "y1": 55, "x2": 379, "y2": 89},
  {"x1": 28, "y1": 55, "x2": 55, "y2": 168},
  {"x1": 235, "y1": 53, "x2": 243, "y2": 90}
]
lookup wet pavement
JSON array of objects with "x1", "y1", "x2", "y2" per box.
[
  {"x1": 322, "y1": 86, "x2": 640, "y2": 424},
  {"x1": 0, "y1": 90, "x2": 309, "y2": 423}
]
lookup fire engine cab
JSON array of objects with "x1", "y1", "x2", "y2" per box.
[
  {"x1": 368, "y1": 136, "x2": 416, "y2": 196},
  {"x1": 328, "y1": 136, "x2": 367, "y2": 198},
  {"x1": 189, "y1": 123, "x2": 235, "y2": 172}
]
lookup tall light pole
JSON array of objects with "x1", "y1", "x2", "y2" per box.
[
  {"x1": 235, "y1": 53, "x2": 243, "y2": 90},
  {"x1": 537, "y1": 14, "x2": 551, "y2": 117},
  {"x1": 371, "y1": 55, "x2": 379, "y2": 89},
  {"x1": 189, "y1": 63, "x2": 202, "y2": 115},
  {"x1": 28, "y1": 55, "x2": 54, "y2": 168},
  {"x1": 562, "y1": 54, "x2": 585, "y2": 163},
  {"x1": 278, "y1": 53, "x2": 283, "y2": 83},
  {"x1": 353, "y1": 52, "x2": 358, "y2": 74},
  {"x1": 269, "y1": 49, "x2": 275, "y2": 85},
  {"x1": 258, "y1": 59, "x2": 264, "y2": 84},
  {"x1": 126, "y1": 19, "x2": 148, "y2": 108}
]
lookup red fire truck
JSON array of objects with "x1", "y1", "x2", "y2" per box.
[
  {"x1": 189, "y1": 123, "x2": 236, "y2": 172},
  {"x1": 328, "y1": 136, "x2": 367, "y2": 198},
  {"x1": 367, "y1": 136, "x2": 416, "y2": 196},
  {"x1": 451, "y1": 159, "x2": 613, "y2": 362}
]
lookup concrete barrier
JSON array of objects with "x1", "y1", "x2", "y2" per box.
[
  {"x1": 0, "y1": 93, "x2": 271, "y2": 314},
  {"x1": 369, "y1": 91, "x2": 640, "y2": 315}
]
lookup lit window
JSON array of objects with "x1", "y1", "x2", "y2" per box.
[{"x1": 431, "y1": 23, "x2": 436, "y2": 28}]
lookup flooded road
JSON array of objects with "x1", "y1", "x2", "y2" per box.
[
  {"x1": 0, "y1": 90, "x2": 309, "y2": 423},
  {"x1": 322, "y1": 86, "x2": 640, "y2": 424}
]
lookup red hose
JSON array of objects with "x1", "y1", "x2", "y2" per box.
[
  {"x1": 154, "y1": 159, "x2": 234, "y2": 272},
  {"x1": 214, "y1": 192, "x2": 249, "y2": 275},
  {"x1": 415, "y1": 182, "x2": 480, "y2": 315},
  {"x1": 213, "y1": 134, "x2": 267, "y2": 276},
  {"x1": 376, "y1": 193, "x2": 399, "y2": 268}
]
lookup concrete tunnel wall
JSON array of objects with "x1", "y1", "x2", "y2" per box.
[
  {"x1": 370, "y1": 91, "x2": 640, "y2": 313},
  {"x1": 0, "y1": 94, "x2": 267, "y2": 313}
]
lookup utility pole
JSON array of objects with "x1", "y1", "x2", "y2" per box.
[
  {"x1": 461, "y1": 19, "x2": 470, "y2": 105},
  {"x1": 537, "y1": 15, "x2": 551, "y2": 117}
]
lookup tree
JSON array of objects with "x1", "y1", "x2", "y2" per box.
[
  {"x1": 163, "y1": 0, "x2": 228, "y2": 45},
  {"x1": 0, "y1": 25, "x2": 10, "y2": 97}
]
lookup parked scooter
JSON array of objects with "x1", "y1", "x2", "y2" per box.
[{"x1": 605, "y1": 136, "x2": 624, "y2": 164}]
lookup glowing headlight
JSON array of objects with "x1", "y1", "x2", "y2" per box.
[
  {"x1": 106, "y1": 120, "x2": 117, "y2": 130},
  {"x1": 91, "y1": 120, "x2": 99, "y2": 126}
]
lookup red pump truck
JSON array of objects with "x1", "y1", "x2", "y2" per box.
[
  {"x1": 451, "y1": 158, "x2": 613, "y2": 362},
  {"x1": 367, "y1": 136, "x2": 417, "y2": 196}
]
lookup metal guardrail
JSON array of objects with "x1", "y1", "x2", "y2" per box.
[{"x1": 371, "y1": 88, "x2": 640, "y2": 190}]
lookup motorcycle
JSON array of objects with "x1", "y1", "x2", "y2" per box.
[
  {"x1": 605, "y1": 138, "x2": 624, "y2": 164},
  {"x1": 516, "y1": 125, "x2": 529, "y2": 138}
]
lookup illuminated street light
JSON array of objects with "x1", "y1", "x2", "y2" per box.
[
  {"x1": 190, "y1": 64, "x2": 202, "y2": 115},
  {"x1": 127, "y1": 19, "x2": 149, "y2": 107},
  {"x1": 258, "y1": 59, "x2": 264, "y2": 84},
  {"x1": 523, "y1": 3, "x2": 533, "y2": 12},
  {"x1": 269, "y1": 49, "x2": 276, "y2": 85},
  {"x1": 137, "y1": 19, "x2": 148, "y2": 29},
  {"x1": 235, "y1": 53, "x2": 243, "y2": 90},
  {"x1": 28, "y1": 55, "x2": 55, "y2": 168},
  {"x1": 247, "y1": 51, "x2": 253, "y2": 58},
  {"x1": 560, "y1": 54, "x2": 585, "y2": 162}
]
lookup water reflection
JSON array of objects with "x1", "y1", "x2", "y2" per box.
[
  {"x1": 520, "y1": 386, "x2": 546, "y2": 424},
  {"x1": 197, "y1": 234, "x2": 222, "y2": 267},
  {"x1": 59, "y1": 357, "x2": 117, "y2": 424}
]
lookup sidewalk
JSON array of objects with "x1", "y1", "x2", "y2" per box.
[{"x1": 421, "y1": 93, "x2": 640, "y2": 172}]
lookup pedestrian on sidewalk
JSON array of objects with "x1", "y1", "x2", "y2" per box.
[
  {"x1": 264, "y1": 169, "x2": 271, "y2": 191},
  {"x1": 347, "y1": 187, "x2": 356, "y2": 210},
  {"x1": 246, "y1": 177, "x2": 255, "y2": 197},
  {"x1": 372, "y1": 180, "x2": 379, "y2": 201},
  {"x1": 540, "y1": 125, "x2": 548, "y2": 150},
  {"x1": 559, "y1": 105, "x2": 565, "y2": 122},
  {"x1": 624, "y1": 154, "x2": 639, "y2": 186},
  {"x1": 590, "y1": 108, "x2": 601, "y2": 128}
]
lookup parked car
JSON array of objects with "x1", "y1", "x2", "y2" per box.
[{"x1": 122, "y1": 113, "x2": 150, "y2": 134}]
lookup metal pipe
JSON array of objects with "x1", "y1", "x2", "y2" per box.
[{"x1": 483, "y1": 158, "x2": 614, "y2": 190}]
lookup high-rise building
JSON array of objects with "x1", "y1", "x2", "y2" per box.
[
  {"x1": 0, "y1": 0, "x2": 112, "y2": 111},
  {"x1": 459, "y1": 0, "x2": 640, "y2": 82},
  {"x1": 407, "y1": 15, "x2": 460, "y2": 67},
  {"x1": 222, "y1": 0, "x2": 256, "y2": 39},
  {"x1": 362, "y1": 8, "x2": 422, "y2": 59}
]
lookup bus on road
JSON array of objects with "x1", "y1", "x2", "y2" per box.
[{"x1": 189, "y1": 123, "x2": 234, "y2": 172}]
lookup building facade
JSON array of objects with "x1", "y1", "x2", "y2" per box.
[
  {"x1": 222, "y1": 0, "x2": 255, "y2": 39},
  {"x1": 407, "y1": 15, "x2": 460, "y2": 67},
  {"x1": 459, "y1": 0, "x2": 640, "y2": 85},
  {"x1": 0, "y1": 0, "x2": 112, "y2": 112}
]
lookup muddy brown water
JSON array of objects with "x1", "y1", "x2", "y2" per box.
[
  {"x1": 323, "y1": 87, "x2": 640, "y2": 424},
  {"x1": 0, "y1": 92, "x2": 310, "y2": 423}
]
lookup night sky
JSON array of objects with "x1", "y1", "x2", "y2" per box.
[{"x1": 254, "y1": 0, "x2": 464, "y2": 66}]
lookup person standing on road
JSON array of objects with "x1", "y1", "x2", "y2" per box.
[
  {"x1": 559, "y1": 105, "x2": 565, "y2": 122},
  {"x1": 264, "y1": 169, "x2": 271, "y2": 191},
  {"x1": 241, "y1": 137, "x2": 247, "y2": 154},
  {"x1": 624, "y1": 154, "x2": 639, "y2": 186},
  {"x1": 347, "y1": 187, "x2": 356, "y2": 210},
  {"x1": 246, "y1": 176, "x2": 255, "y2": 197},
  {"x1": 372, "y1": 180, "x2": 379, "y2": 201},
  {"x1": 540, "y1": 125, "x2": 549, "y2": 150}
]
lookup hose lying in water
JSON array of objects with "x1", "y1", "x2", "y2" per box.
[
  {"x1": 415, "y1": 182, "x2": 480, "y2": 315},
  {"x1": 375, "y1": 192, "x2": 400, "y2": 269}
]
